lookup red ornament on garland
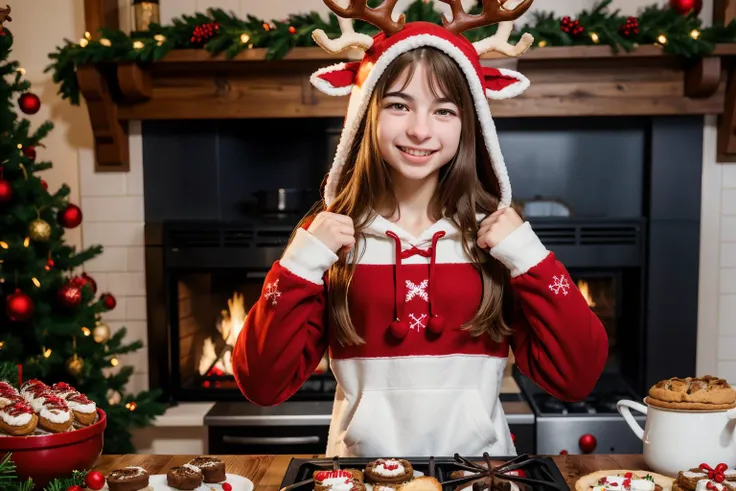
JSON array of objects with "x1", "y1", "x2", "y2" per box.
[
  {"x1": 18, "y1": 92, "x2": 40, "y2": 114},
  {"x1": 669, "y1": 0, "x2": 702, "y2": 15},
  {"x1": 6, "y1": 289, "x2": 34, "y2": 322},
  {"x1": 40, "y1": 178, "x2": 48, "y2": 190},
  {"x1": 22, "y1": 145, "x2": 36, "y2": 161},
  {"x1": 619, "y1": 16, "x2": 639, "y2": 37},
  {"x1": 560, "y1": 16, "x2": 584, "y2": 36},
  {"x1": 66, "y1": 486, "x2": 84, "y2": 491},
  {"x1": 58, "y1": 203, "x2": 82, "y2": 228},
  {"x1": 190, "y1": 21, "x2": 220, "y2": 46},
  {"x1": 84, "y1": 470, "x2": 105, "y2": 490},
  {"x1": 58, "y1": 283, "x2": 83, "y2": 308},
  {"x1": 0, "y1": 177, "x2": 12, "y2": 204},
  {"x1": 101, "y1": 292, "x2": 117, "y2": 310}
]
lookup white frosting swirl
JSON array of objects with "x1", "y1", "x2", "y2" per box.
[
  {"x1": 684, "y1": 473, "x2": 707, "y2": 478},
  {"x1": 40, "y1": 407, "x2": 71, "y2": 424},
  {"x1": 321, "y1": 477, "x2": 354, "y2": 491},
  {"x1": 373, "y1": 460, "x2": 405, "y2": 477},
  {"x1": 28, "y1": 394, "x2": 49, "y2": 413},
  {"x1": 0, "y1": 410, "x2": 32, "y2": 426},
  {"x1": 68, "y1": 400, "x2": 96, "y2": 413},
  {"x1": 183, "y1": 464, "x2": 203, "y2": 475}
]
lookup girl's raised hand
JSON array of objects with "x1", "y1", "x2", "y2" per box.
[
  {"x1": 477, "y1": 207, "x2": 524, "y2": 250},
  {"x1": 307, "y1": 212, "x2": 356, "y2": 253}
]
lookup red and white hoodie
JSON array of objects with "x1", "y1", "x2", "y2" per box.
[{"x1": 233, "y1": 213, "x2": 608, "y2": 457}]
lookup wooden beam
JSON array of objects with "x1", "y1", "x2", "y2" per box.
[
  {"x1": 84, "y1": 0, "x2": 119, "y2": 38},
  {"x1": 77, "y1": 65, "x2": 130, "y2": 172},
  {"x1": 715, "y1": 0, "x2": 736, "y2": 24}
]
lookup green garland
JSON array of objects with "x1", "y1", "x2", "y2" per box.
[
  {"x1": 0, "y1": 453, "x2": 88, "y2": 491},
  {"x1": 44, "y1": 0, "x2": 736, "y2": 106}
]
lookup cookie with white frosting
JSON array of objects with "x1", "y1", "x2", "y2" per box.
[
  {"x1": 65, "y1": 391, "x2": 97, "y2": 426},
  {"x1": 37, "y1": 393, "x2": 73, "y2": 433},
  {"x1": 366, "y1": 459, "x2": 414, "y2": 485},
  {"x1": 0, "y1": 399, "x2": 38, "y2": 435},
  {"x1": 314, "y1": 469, "x2": 366, "y2": 491}
]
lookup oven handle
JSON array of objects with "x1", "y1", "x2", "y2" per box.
[{"x1": 222, "y1": 435, "x2": 321, "y2": 445}]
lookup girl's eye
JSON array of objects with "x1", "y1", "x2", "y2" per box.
[
  {"x1": 436, "y1": 108, "x2": 457, "y2": 116},
  {"x1": 387, "y1": 102, "x2": 407, "y2": 111}
]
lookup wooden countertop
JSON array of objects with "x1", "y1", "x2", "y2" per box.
[{"x1": 94, "y1": 454, "x2": 648, "y2": 491}]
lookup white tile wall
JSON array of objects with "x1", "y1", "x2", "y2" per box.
[
  {"x1": 78, "y1": 120, "x2": 149, "y2": 393},
  {"x1": 715, "y1": 131, "x2": 736, "y2": 381}
]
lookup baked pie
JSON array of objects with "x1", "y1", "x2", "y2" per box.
[{"x1": 647, "y1": 376, "x2": 736, "y2": 410}]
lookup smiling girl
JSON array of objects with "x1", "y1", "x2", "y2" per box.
[{"x1": 233, "y1": 0, "x2": 608, "y2": 457}]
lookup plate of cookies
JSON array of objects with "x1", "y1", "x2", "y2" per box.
[{"x1": 101, "y1": 457, "x2": 253, "y2": 491}]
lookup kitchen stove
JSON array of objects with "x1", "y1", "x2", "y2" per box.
[{"x1": 515, "y1": 368, "x2": 646, "y2": 455}]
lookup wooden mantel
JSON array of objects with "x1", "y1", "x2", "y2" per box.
[{"x1": 81, "y1": 0, "x2": 736, "y2": 171}]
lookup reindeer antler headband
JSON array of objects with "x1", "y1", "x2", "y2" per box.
[{"x1": 311, "y1": 0, "x2": 535, "y2": 207}]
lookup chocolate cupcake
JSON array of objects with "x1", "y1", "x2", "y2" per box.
[
  {"x1": 167, "y1": 464, "x2": 204, "y2": 490},
  {"x1": 188, "y1": 456, "x2": 227, "y2": 483},
  {"x1": 107, "y1": 466, "x2": 150, "y2": 491}
]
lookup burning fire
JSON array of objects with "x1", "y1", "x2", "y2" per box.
[
  {"x1": 198, "y1": 291, "x2": 247, "y2": 378},
  {"x1": 577, "y1": 279, "x2": 596, "y2": 307}
]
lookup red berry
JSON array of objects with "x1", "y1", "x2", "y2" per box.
[
  {"x1": 85, "y1": 470, "x2": 106, "y2": 490},
  {"x1": 223, "y1": 483, "x2": 232, "y2": 491}
]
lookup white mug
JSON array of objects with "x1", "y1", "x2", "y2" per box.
[{"x1": 617, "y1": 399, "x2": 736, "y2": 477}]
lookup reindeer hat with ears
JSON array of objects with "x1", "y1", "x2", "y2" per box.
[{"x1": 310, "y1": 0, "x2": 535, "y2": 209}]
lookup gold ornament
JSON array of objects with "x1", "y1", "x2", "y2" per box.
[
  {"x1": 133, "y1": 0, "x2": 160, "y2": 32},
  {"x1": 66, "y1": 354, "x2": 84, "y2": 377},
  {"x1": 107, "y1": 389, "x2": 121, "y2": 405},
  {"x1": 93, "y1": 321, "x2": 111, "y2": 343},
  {"x1": 29, "y1": 218, "x2": 51, "y2": 242}
]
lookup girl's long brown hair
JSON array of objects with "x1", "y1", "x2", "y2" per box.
[{"x1": 293, "y1": 47, "x2": 512, "y2": 346}]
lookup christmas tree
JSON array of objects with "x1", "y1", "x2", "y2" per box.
[{"x1": 0, "y1": 8, "x2": 164, "y2": 454}]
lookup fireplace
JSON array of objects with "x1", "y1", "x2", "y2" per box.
[
  {"x1": 162, "y1": 218, "x2": 336, "y2": 402},
  {"x1": 143, "y1": 115, "x2": 701, "y2": 409}
]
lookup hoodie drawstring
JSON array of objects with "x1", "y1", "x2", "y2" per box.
[{"x1": 385, "y1": 230, "x2": 446, "y2": 339}]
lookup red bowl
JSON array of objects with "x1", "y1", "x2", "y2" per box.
[{"x1": 0, "y1": 408, "x2": 106, "y2": 489}]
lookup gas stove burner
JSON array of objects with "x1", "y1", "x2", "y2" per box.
[{"x1": 533, "y1": 394, "x2": 616, "y2": 415}]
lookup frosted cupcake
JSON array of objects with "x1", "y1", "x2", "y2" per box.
[
  {"x1": 0, "y1": 399, "x2": 38, "y2": 435},
  {"x1": 38, "y1": 394, "x2": 73, "y2": 433},
  {"x1": 66, "y1": 391, "x2": 97, "y2": 426}
]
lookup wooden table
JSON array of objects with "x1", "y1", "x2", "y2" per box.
[{"x1": 94, "y1": 454, "x2": 648, "y2": 491}]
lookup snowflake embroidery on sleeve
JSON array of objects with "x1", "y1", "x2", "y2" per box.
[
  {"x1": 549, "y1": 275, "x2": 570, "y2": 296},
  {"x1": 405, "y1": 279, "x2": 429, "y2": 302},
  {"x1": 409, "y1": 313, "x2": 427, "y2": 331},
  {"x1": 264, "y1": 279, "x2": 281, "y2": 306}
]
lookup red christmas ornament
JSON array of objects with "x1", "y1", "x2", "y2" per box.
[
  {"x1": 22, "y1": 145, "x2": 36, "y2": 161},
  {"x1": 40, "y1": 179, "x2": 48, "y2": 190},
  {"x1": 101, "y1": 292, "x2": 117, "y2": 310},
  {"x1": 18, "y1": 92, "x2": 40, "y2": 114},
  {"x1": 84, "y1": 470, "x2": 106, "y2": 490},
  {"x1": 288, "y1": 26, "x2": 296, "y2": 34},
  {"x1": 66, "y1": 486, "x2": 84, "y2": 491},
  {"x1": 579, "y1": 433, "x2": 597, "y2": 453},
  {"x1": 223, "y1": 484, "x2": 233, "y2": 491},
  {"x1": 0, "y1": 177, "x2": 12, "y2": 204},
  {"x1": 58, "y1": 203, "x2": 83, "y2": 228},
  {"x1": 58, "y1": 283, "x2": 83, "y2": 308},
  {"x1": 45, "y1": 258, "x2": 55, "y2": 270},
  {"x1": 190, "y1": 21, "x2": 220, "y2": 46},
  {"x1": 81, "y1": 272, "x2": 98, "y2": 294},
  {"x1": 619, "y1": 16, "x2": 639, "y2": 37},
  {"x1": 6, "y1": 289, "x2": 34, "y2": 322},
  {"x1": 669, "y1": 0, "x2": 702, "y2": 15}
]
